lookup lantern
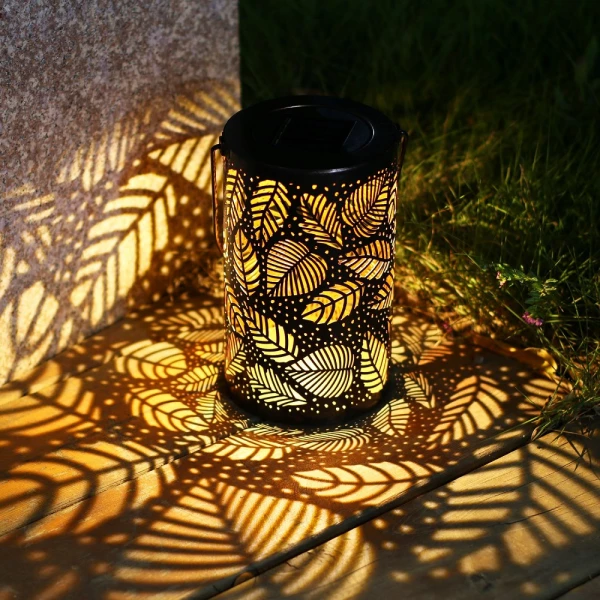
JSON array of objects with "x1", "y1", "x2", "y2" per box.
[{"x1": 211, "y1": 96, "x2": 407, "y2": 425}]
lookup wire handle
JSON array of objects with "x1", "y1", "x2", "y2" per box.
[{"x1": 210, "y1": 143, "x2": 225, "y2": 255}]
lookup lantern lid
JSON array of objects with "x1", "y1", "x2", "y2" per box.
[{"x1": 221, "y1": 95, "x2": 402, "y2": 180}]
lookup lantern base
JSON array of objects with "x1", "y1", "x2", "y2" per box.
[{"x1": 222, "y1": 379, "x2": 394, "y2": 428}]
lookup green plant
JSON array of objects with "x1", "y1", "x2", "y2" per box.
[{"x1": 240, "y1": 0, "x2": 600, "y2": 434}]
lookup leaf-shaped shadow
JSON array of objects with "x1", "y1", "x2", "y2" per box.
[
  {"x1": 293, "y1": 460, "x2": 435, "y2": 506},
  {"x1": 0, "y1": 78, "x2": 239, "y2": 386}
]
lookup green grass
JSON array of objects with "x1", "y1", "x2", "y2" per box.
[{"x1": 240, "y1": 0, "x2": 600, "y2": 435}]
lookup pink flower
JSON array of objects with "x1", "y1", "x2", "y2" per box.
[
  {"x1": 496, "y1": 272, "x2": 506, "y2": 288},
  {"x1": 522, "y1": 312, "x2": 543, "y2": 327},
  {"x1": 441, "y1": 322, "x2": 452, "y2": 333}
]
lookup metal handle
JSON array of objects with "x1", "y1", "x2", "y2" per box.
[{"x1": 210, "y1": 143, "x2": 225, "y2": 255}]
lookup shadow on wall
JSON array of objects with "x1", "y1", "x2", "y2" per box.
[
  {"x1": 0, "y1": 296, "x2": 574, "y2": 599},
  {"x1": 0, "y1": 79, "x2": 239, "y2": 385}
]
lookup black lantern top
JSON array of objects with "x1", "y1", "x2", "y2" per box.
[{"x1": 221, "y1": 96, "x2": 402, "y2": 182}]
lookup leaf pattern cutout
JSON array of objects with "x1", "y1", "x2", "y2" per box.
[
  {"x1": 250, "y1": 179, "x2": 290, "y2": 245},
  {"x1": 248, "y1": 364, "x2": 307, "y2": 407},
  {"x1": 339, "y1": 239, "x2": 392, "y2": 280},
  {"x1": 233, "y1": 228, "x2": 260, "y2": 296},
  {"x1": 299, "y1": 193, "x2": 343, "y2": 248},
  {"x1": 246, "y1": 309, "x2": 299, "y2": 363},
  {"x1": 224, "y1": 282, "x2": 246, "y2": 335},
  {"x1": 226, "y1": 168, "x2": 246, "y2": 231},
  {"x1": 404, "y1": 371, "x2": 435, "y2": 409},
  {"x1": 360, "y1": 332, "x2": 389, "y2": 393},
  {"x1": 174, "y1": 365, "x2": 220, "y2": 392},
  {"x1": 302, "y1": 281, "x2": 363, "y2": 324},
  {"x1": 369, "y1": 271, "x2": 394, "y2": 309},
  {"x1": 286, "y1": 345, "x2": 354, "y2": 398},
  {"x1": 371, "y1": 397, "x2": 411, "y2": 437},
  {"x1": 342, "y1": 176, "x2": 390, "y2": 237},
  {"x1": 266, "y1": 239, "x2": 327, "y2": 297},
  {"x1": 225, "y1": 335, "x2": 246, "y2": 376},
  {"x1": 387, "y1": 180, "x2": 397, "y2": 226}
]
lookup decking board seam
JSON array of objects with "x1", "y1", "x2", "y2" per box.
[{"x1": 195, "y1": 426, "x2": 534, "y2": 599}]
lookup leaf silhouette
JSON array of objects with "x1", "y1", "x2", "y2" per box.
[
  {"x1": 120, "y1": 339, "x2": 187, "y2": 369},
  {"x1": 342, "y1": 176, "x2": 390, "y2": 237},
  {"x1": 233, "y1": 228, "x2": 260, "y2": 296},
  {"x1": 371, "y1": 397, "x2": 411, "y2": 437},
  {"x1": 293, "y1": 461, "x2": 431, "y2": 505},
  {"x1": 285, "y1": 428, "x2": 370, "y2": 452},
  {"x1": 425, "y1": 375, "x2": 507, "y2": 448},
  {"x1": 360, "y1": 332, "x2": 389, "y2": 393},
  {"x1": 147, "y1": 134, "x2": 218, "y2": 189},
  {"x1": 225, "y1": 335, "x2": 247, "y2": 376},
  {"x1": 266, "y1": 239, "x2": 327, "y2": 297},
  {"x1": 299, "y1": 193, "x2": 343, "y2": 248},
  {"x1": 226, "y1": 168, "x2": 246, "y2": 231},
  {"x1": 128, "y1": 387, "x2": 216, "y2": 433},
  {"x1": 195, "y1": 341, "x2": 225, "y2": 363},
  {"x1": 248, "y1": 364, "x2": 307, "y2": 407},
  {"x1": 178, "y1": 327, "x2": 224, "y2": 344},
  {"x1": 286, "y1": 345, "x2": 354, "y2": 398},
  {"x1": 224, "y1": 282, "x2": 246, "y2": 335},
  {"x1": 250, "y1": 179, "x2": 290, "y2": 245},
  {"x1": 302, "y1": 281, "x2": 364, "y2": 324},
  {"x1": 174, "y1": 365, "x2": 220, "y2": 392},
  {"x1": 246, "y1": 309, "x2": 299, "y2": 363},
  {"x1": 404, "y1": 371, "x2": 435, "y2": 409},
  {"x1": 153, "y1": 306, "x2": 223, "y2": 331},
  {"x1": 369, "y1": 271, "x2": 394, "y2": 309},
  {"x1": 339, "y1": 239, "x2": 392, "y2": 280}
]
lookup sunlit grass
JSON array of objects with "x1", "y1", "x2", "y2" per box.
[{"x1": 240, "y1": 0, "x2": 600, "y2": 434}]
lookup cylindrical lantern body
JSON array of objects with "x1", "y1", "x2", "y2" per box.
[{"x1": 217, "y1": 96, "x2": 406, "y2": 425}]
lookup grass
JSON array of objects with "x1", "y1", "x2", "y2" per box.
[{"x1": 239, "y1": 0, "x2": 600, "y2": 436}]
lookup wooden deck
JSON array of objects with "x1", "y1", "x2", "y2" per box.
[{"x1": 0, "y1": 292, "x2": 598, "y2": 599}]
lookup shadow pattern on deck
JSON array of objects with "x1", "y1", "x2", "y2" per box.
[{"x1": 0, "y1": 294, "x2": 569, "y2": 599}]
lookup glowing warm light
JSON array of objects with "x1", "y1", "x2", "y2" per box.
[
  {"x1": 0, "y1": 289, "x2": 579, "y2": 599},
  {"x1": 223, "y1": 164, "x2": 398, "y2": 424}
]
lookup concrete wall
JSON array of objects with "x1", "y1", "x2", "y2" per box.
[{"x1": 0, "y1": 0, "x2": 239, "y2": 384}]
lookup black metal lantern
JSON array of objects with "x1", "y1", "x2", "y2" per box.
[{"x1": 211, "y1": 96, "x2": 407, "y2": 425}]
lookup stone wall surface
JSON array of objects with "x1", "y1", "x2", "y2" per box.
[{"x1": 0, "y1": 0, "x2": 240, "y2": 384}]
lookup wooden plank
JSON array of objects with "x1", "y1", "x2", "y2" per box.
[
  {"x1": 220, "y1": 430, "x2": 600, "y2": 600},
  {"x1": 0, "y1": 294, "x2": 250, "y2": 535},
  {"x1": 0, "y1": 291, "x2": 222, "y2": 406},
  {"x1": 559, "y1": 576, "x2": 600, "y2": 599},
  {"x1": 0, "y1": 316, "x2": 560, "y2": 600},
  {"x1": 0, "y1": 384, "x2": 250, "y2": 537},
  {"x1": 0, "y1": 298, "x2": 226, "y2": 475}
]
